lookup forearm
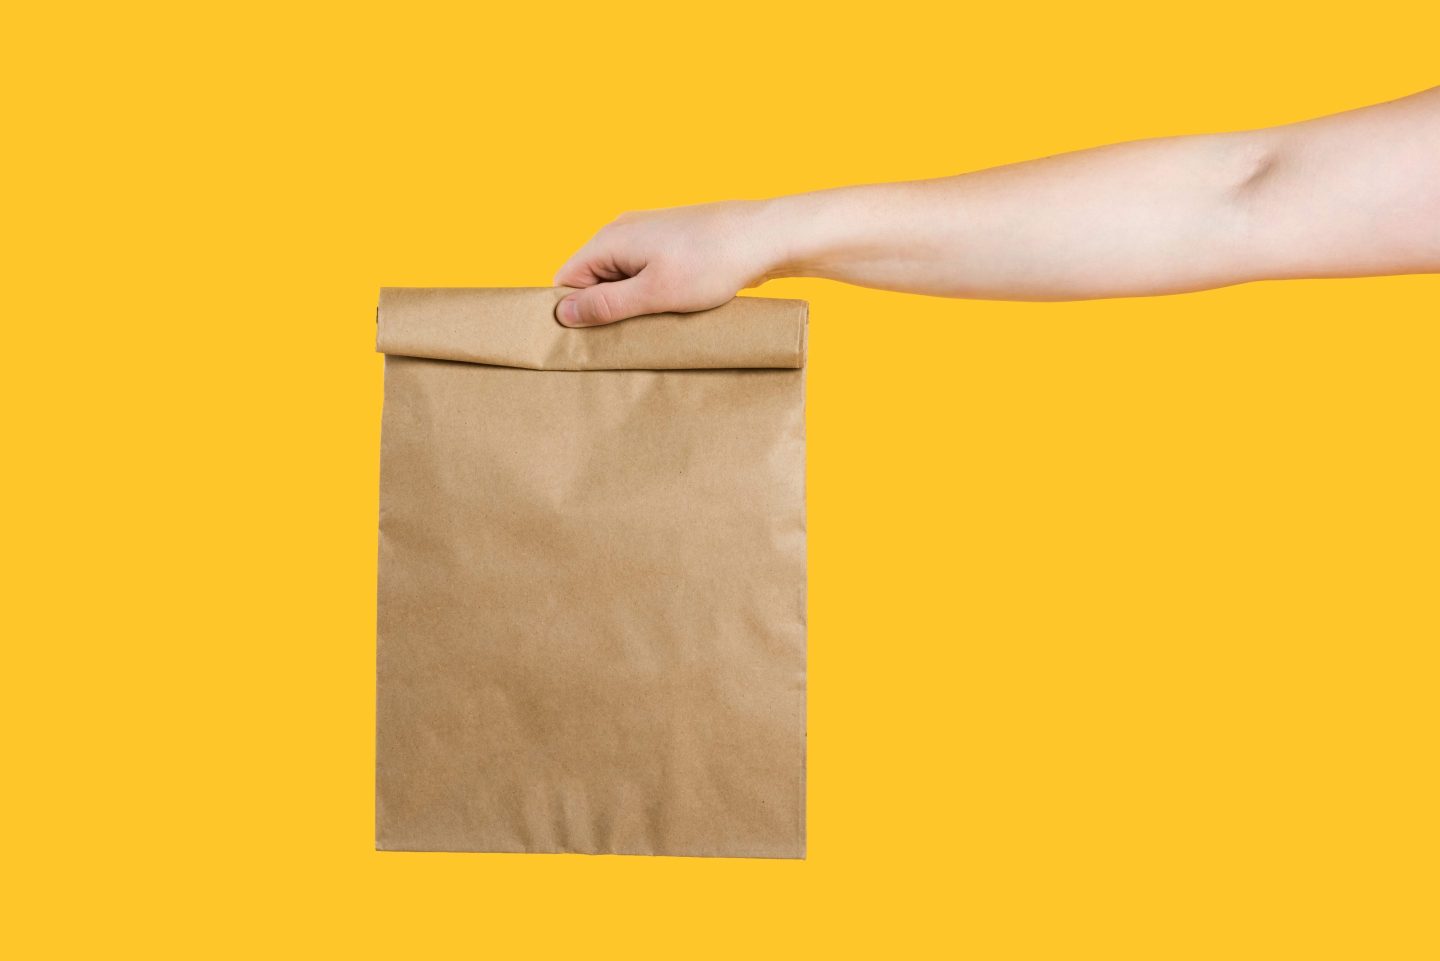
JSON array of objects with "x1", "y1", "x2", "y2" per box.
[
  {"x1": 754, "y1": 89, "x2": 1440, "y2": 300},
  {"x1": 753, "y1": 133, "x2": 1276, "y2": 300}
]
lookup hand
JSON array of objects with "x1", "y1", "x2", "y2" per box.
[{"x1": 553, "y1": 201, "x2": 782, "y2": 327}]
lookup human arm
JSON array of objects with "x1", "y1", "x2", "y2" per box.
[{"x1": 553, "y1": 87, "x2": 1440, "y2": 326}]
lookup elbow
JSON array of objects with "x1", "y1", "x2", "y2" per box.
[
  {"x1": 1214, "y1": 135, "x2": 1286, "y2": 279},
  {"x1": 1227, "y1": 135, "x2": 1283, "y2": 199}
]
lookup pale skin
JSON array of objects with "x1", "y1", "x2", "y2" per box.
[{"x1": 554, "y1": 87, "x2": 1440, "y2": 327}]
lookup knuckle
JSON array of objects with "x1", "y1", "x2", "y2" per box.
[{"x1": 587, "y1": 289, "x2": 616, "y2": 324}]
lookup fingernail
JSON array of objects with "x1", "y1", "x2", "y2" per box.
[{"x1": 557, "y1": 298, "x2": 578, "y2": 326}]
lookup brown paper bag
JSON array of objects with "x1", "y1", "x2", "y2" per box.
[{"x1": 375, "y1": 287, "x2": 807, "y2": 858}]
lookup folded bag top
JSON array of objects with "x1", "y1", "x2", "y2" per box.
[{"x1": 377, "y1": 286, "x2": 807, "y2": 371}]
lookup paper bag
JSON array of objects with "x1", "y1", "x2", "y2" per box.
[{"x1": 375, "y1": 287, "x2": 807, "y2": 858}]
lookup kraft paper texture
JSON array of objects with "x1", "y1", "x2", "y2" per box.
[{"x1": 375, "y1": 287, "x2": 808, "y2": 858}]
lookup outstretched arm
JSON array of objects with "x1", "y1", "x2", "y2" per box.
[{"x1": 554, "y1": 87, "x2": 1440, "y2": 326}]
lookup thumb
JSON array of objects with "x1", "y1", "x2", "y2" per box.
[{"x1": 556, "y1": 275, "x2": 658, "y2": 328}]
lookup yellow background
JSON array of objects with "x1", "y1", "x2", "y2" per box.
[{"x1": 4, "y1": 1, "x2": 1437, "y2": 956}]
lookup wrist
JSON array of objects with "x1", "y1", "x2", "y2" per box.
[{"x1": 745, "y1": 189, "x2": 863, "y2": 283}]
